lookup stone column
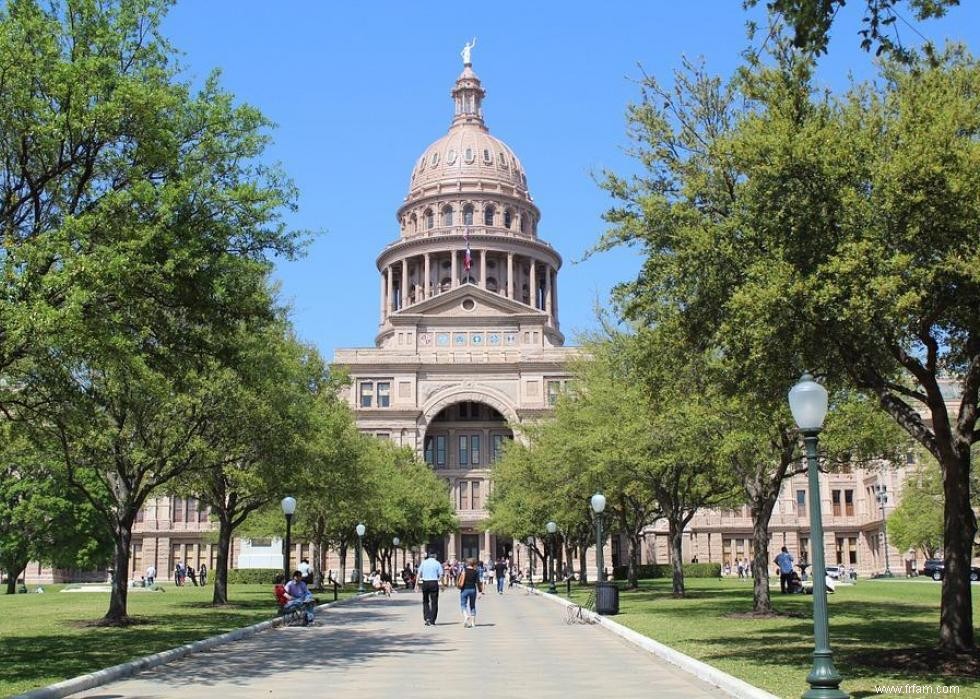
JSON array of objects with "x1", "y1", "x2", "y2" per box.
[
  {"x1": 385, "y1": 265, "x2": 393, "y2": 316},
  {"x1": 529, "y1": 259, "x2": 537, "y2": 308},
  {"x1": 506, "y1": 252, "x2": 514, "y2": 299},
  {"x1": 484, "y1": 530, "x2": 492, "y2": 561},
  {"x1": 401, "y1": 258, "x2": 408, "y2": 307},
  {"x1": 480, "y1": 249, "x2": 487, "y2": 288},
  {"x1": 424, "y1": 253, "x2": 431, "y2": 299},
  {"x1": 553, "y1": 269, "x2": 559, "y2": 326},
  {"x1": 451, "y1": 248, "x2": 458, "y2": 289},
  {"x1": 379, "y1": 271, "x2": 386, "y2": 323},
  {"x1": 544, "y1": 265, "x2": 553, "y2": 322}
]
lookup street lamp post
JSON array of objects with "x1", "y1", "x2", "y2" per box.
[
  {"x1": 789, "y1": 373, "x2": 848, "y2": 699},
  {"x1": 355, "y1": 523, "x2": 366, "y2": 593},
  {"x1": 591, "y1": 492, "x2": 607, "y2": 582},
  {"x1": 546, "y1": 521, "x2": 558, "y2": 594},
  {"x1": 393, "y1": 537, "x2": 401, "y2": 581},
  {"x1": 526, "y1": 536, "x2": 535, "y2": 589},
  {"x1": 280, "y1": 497, "x2": 296, "y2": 581},
  {"x1": 875, "y1": 485, "x2": 893, "y2": 577}
]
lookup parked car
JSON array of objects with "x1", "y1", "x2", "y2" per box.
[{"x1": 919, "y1": 559, "x2": 980, "y2": 581}]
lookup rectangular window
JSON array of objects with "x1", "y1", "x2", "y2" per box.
[
  {"x1": 172, "y1": 497, "x2": 184, "y2": 522},
  {"x1": 376, "y1": 433, "x2": 390, "y2": 440},
  {"x1": 836, "y1": 537, "x2": 844, "y2": 565},
  {"x1": 796, "y1": 490, "x2": 807, "y2": 516},
  {"x1": 187, "y1": 497, "x2": 198, "y2": 522},
  {"x1": 471, "y1": 435, "x2": 481, "y2": 465},
  {"x1": 844, "y1": 489, "x2": 854, "y2": 516},
  {"x1": 377, "y1": 382, "x2": 390, "y2": 408},
  {"x1": 359, "y1": 381, "x2": 373, "y2": 408},
  {"x1": 460, "y1": 481, "x2": 470, "y2": 509},
  {"x1": 436, "y1": 436, "x2": 447, "y2": 467},
  {"x1": 472, "y1": 481, "x2": 481, "y2": 510},
  {"x1": 136, "y1": 507, "x2": 145, "y2": 523},
  {"x1": 459, "y1": 435, "x2": 469, "y2": 466},
  {"x1": 424, "y1": 436, "x2": 434, "y2": 465},
  {"x1": 198, "y1": 506, "x2": 209, "y2": 523},
  {"x1": 832, "y1": 490, "x2": 842, "y2": 517},
  {"x1": 848, "y1": 537, "x2": 858, "y2": 564},
  {"x1": 492, "y1": 434, "x2": 505, "y2": 463},
  {"x1": 546, "y1": 380, "x2": 561, "y2": 406}
]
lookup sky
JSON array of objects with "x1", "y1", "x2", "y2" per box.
[{"x1": 161, "y1": 1, "x2": 980, "y2": 359}]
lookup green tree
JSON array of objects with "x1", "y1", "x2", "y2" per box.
[
  {"x1": 888, "y1": 464, "x2": 944, "y2": 560},
  {"x1": 596, "y1": 43, "x2": 979, "y2": 649},
  {"x1": 0, "y1": 0, "x2": 303, "y2": 623}
]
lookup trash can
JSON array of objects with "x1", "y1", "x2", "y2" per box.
[{"x1": 595, "y1": 581, "x2": 619, "y2": 615}]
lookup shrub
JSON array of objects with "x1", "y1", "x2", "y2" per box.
[
  {"x1": 611, "y1": 563, "x2": 721, "y2": 580},
  {"x1": 227, "y1": 568, "x2": 281, "y2": 584}
]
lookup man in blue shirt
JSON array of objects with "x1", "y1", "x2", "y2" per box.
[
  {"x1": 418, "y1": 552, "x2": 443, "y2": 626},
  {"x1": 774, "y1": 547, "x2": 795, "y2": 594}
]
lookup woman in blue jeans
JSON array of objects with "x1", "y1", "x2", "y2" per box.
[{"x1": 457, "y1": 559, "x2": 483, "y2": 628}]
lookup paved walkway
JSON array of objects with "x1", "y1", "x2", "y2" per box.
[{"x1": 71, "y1": 587, "x2": 724, "y2": 698}]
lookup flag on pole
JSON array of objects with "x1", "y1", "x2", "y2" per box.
[{"x1": 464, "y1": 229, "x2": 473, "y2": 272}]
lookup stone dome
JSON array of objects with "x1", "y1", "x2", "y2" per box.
[{"x1": 403, "y1": 65, "x2": 533, "y2": 204}]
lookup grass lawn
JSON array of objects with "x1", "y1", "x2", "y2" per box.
[
  {"x1": 0, "y1": 582, "x2": 355, "y2": 697},
  {"x1": 558, "y1": 578, "x2": 980, "y2": 698}
]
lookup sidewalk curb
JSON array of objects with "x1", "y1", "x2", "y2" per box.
[
  {"x1": 526, "y1": 586, "x2": 779, "y2": 699},
  {"x1": 14, "y1": 592, "x2": 374, "y2": 699}
]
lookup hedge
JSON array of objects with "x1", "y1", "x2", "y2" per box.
[
  {"x1": 226, "y1": 568, "x2": 282, "y2": 584},
  {"x1": 611, "y1": 563, "x2": 722, "y2": 580}
]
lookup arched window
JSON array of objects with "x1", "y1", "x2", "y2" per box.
[
  {"x1": 463, "y1": 204, "x2": 474, "y2": 226},
  {"x1": 442, "y1": 206, "x2": 454, "y2": 227},
  {"x1": 483, "y1": 149, "x2": 492, "y2": 164},
  {"x1": 424, "y1": 209, "x2": 434, "y2": 230},
  {"x1": 504, "y1": 209, "x2": 512, "y2": 229},
  {"x1": 484, "y1": 205, "x2": 495, "y2": 226},
  {"x1": 410, "y1": 213, "x2": 418, "y2": 233}
]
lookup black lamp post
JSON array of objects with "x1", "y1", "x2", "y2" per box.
[
  {"x1": 789, "y1": 373, "x2": 847, "y2": 699},
  {"x1": 591, "y1": 492, "x2": 607, "y2": 582},
  {"x1": 875, "y1": 485, "x2": 893, "y2": 577},
  {"x1": 280, "y1": 496, "x2": 296, "y2": 581},
  {"x1": 355, "y1": 523, "x2": 366, "y2": 593},
  {"x1": 546, "y1": 521, "x2": 557, "y2": 594}
]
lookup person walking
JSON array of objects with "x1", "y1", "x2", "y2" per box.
[
  {"x1": 457, "y1": 558, "x2": 483, "y2": 628},
  {"x1": 199, "y1": 563, "x2": 207, "y2": 585},
  {"x1": 145, "y1": 564, "x2": 156, "y2": 587},
  {"x1": 494, "y1": 558, "x2": 507, "y2": 594},
  {"x1": 186, "y1": 564, "x2": 198, "y2": 586},
  {"x1": 775, "y1": 547, "x2": 795, "y2": 594},
  {"x1": 418, "y1": 551, "x2": 443, "y2": 626}
]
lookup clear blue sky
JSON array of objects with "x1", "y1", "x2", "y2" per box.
[{"x1": 162, "y1": 1, "x2": 979, "y2": 359}]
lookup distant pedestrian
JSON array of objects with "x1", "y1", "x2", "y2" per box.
[
  {"x1": 298, "y1": 558, "x2": 313, "y2": 585},
  {"x1": 775, "y1": 547, "x2": 795, "y2": 594},
  {"x1": 186, "y1": 564, "x2": 198, "y2": 586},
  {"x1": 736, "y1": 560, "x2": 744, "y2": 578},
  {"x1": 419, "y1": 552, "x2": 443, "y2": 626},
  {"x1": 199, "y1": 564, "x2": 207, "y2": 585},
  {"x1": 174, "y1": 561, "x2": 185, "y2": 586},
  {"x1": 494, "y1": 558, "x2": 507, "y2": 594},
  {"x1": 457, "y1": 558, "x2": 483, "y2": 628},
  {"x1": 145, "y1": 565, "x2": 156, "y2": 587}
]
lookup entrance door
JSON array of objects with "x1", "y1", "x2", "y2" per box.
[{"x1": 461, "y1": 534, "x2": 479, "y2": 561}]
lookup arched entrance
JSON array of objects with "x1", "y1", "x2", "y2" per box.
[{"x1": 419, "y1": 397, "x2": 515, "y2": 563}]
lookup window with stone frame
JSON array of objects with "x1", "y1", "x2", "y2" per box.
[
  {"x1": 796, "y1": 489, "x2": 806, "y2": 517},
  {"x1": 546, "y1": 380, "x2": 562, "y2": 406},
  {"x1": 172, "y1": 497, "x2": 184, "y2": 522},
  {"x1": 377, "y1": 382, "x2": 391, "y2": 408},
  {"x1": 504, "y1": 209, "x2": 512, "y2": 228},
  {"x1": 470, "y1": 435, "x2": 481, "y2": 465},
  {"x1": 424, "y1": 209, "x2": 434, "y2": 229},
  {"x1": 491, "y1": 434, "x2": 508, "y2": 463},
  {"x1": 844, "y1": 489, "x2": 854, "y2": 516},
  {"x1": 459, "y1": 481, "x2": 469, "y2": 509},
  {"x1": 472, "y1": 481, "x2": 481, "y2": 510},
  {"x1": 459, "y1": 435, "x2": 469, "y2": 466},
  {"x1": 359, "y1": 381, "x2": 374, "y2": 408},
  {"x1": 484, "y1": 205, "x2": 494, "y2": 226},
  {"x1": 442, "y1": 206, "x2": 453, "y2": 227},
  {"x1": 463, "y1": 205, "x2": 474, "y2": 225},
  {"x1": 832, "y1": 489, "x2": 842, "y2": 517}
]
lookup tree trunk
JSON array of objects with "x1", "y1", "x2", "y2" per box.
[
  {"x1": 939, "y1": 447, "x2": 977, "y2": 651},
  {"x1": 212, "y1": 513, "x2": 233, "y2": 606},
  {"x1": 578, "y1": 545, "x2": 589, "y2": 584},
  {"x1": 625, "y1": 530, "x2": 641, "y2": 589},
  {"x1": 4, "y1": 560, "x2": 27, "y2": 594},
  {"x1": 339, "y1": 542, "x2": 347, "y2": 585},
  {"x1": 668, "y1": 517, "x2": 685, "y2": 597},
  {"x1": 751, "y1": 503, "x2": 775, "y2": 613},
  {"x1": 104, "y1": 523, "x2": 132, "y2": 622}
]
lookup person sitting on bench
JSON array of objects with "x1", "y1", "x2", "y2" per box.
[{"x1": 277, "y1": 571, "x2": 316, "y2": 625}]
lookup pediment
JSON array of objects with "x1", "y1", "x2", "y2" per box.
[{"x1": 392, "y1": 284, "x2": 544, "y2": 320}]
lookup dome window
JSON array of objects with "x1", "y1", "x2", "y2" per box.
[
  {"x1": 484, "y1": 205, "x2": 495, "y2": 226},
  {"x1": 431, "y1": 152, "x2": 440, "y2": 166},
  {"x1": 419, "y1": 156, "x2": 426, "y2": 171},
  {"x1": 498, "y1": 152, "x2": 506, "y2": 168},
  {"x1": 464, "y1": 148, "x2": 474, "y2": 164},
  {"x1": 410, "y1": 213, "x2": 418, "y2": 233},
  {"x1": 463, "y1": 205, "x2": 474, "y2": 226},
  {"x1": 483, "y1": 149, "x2": 492, "y2": 164},
  {"x1": 504, "y1": 209, "x2": 512, "y2": 229},
  {"x1": 424, "y1": 209, "x2": 434, "y2": 230},
  {"x1": 441, "y1": 206, "x2": 454, "y2": 227},
  {"x1": 447, "y1": 149, "x2": 457, "y2": 164}
]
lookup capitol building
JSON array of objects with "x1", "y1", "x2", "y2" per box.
[{"x1": 21, "y1": 54, "x2": 920, "y2": 585}]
